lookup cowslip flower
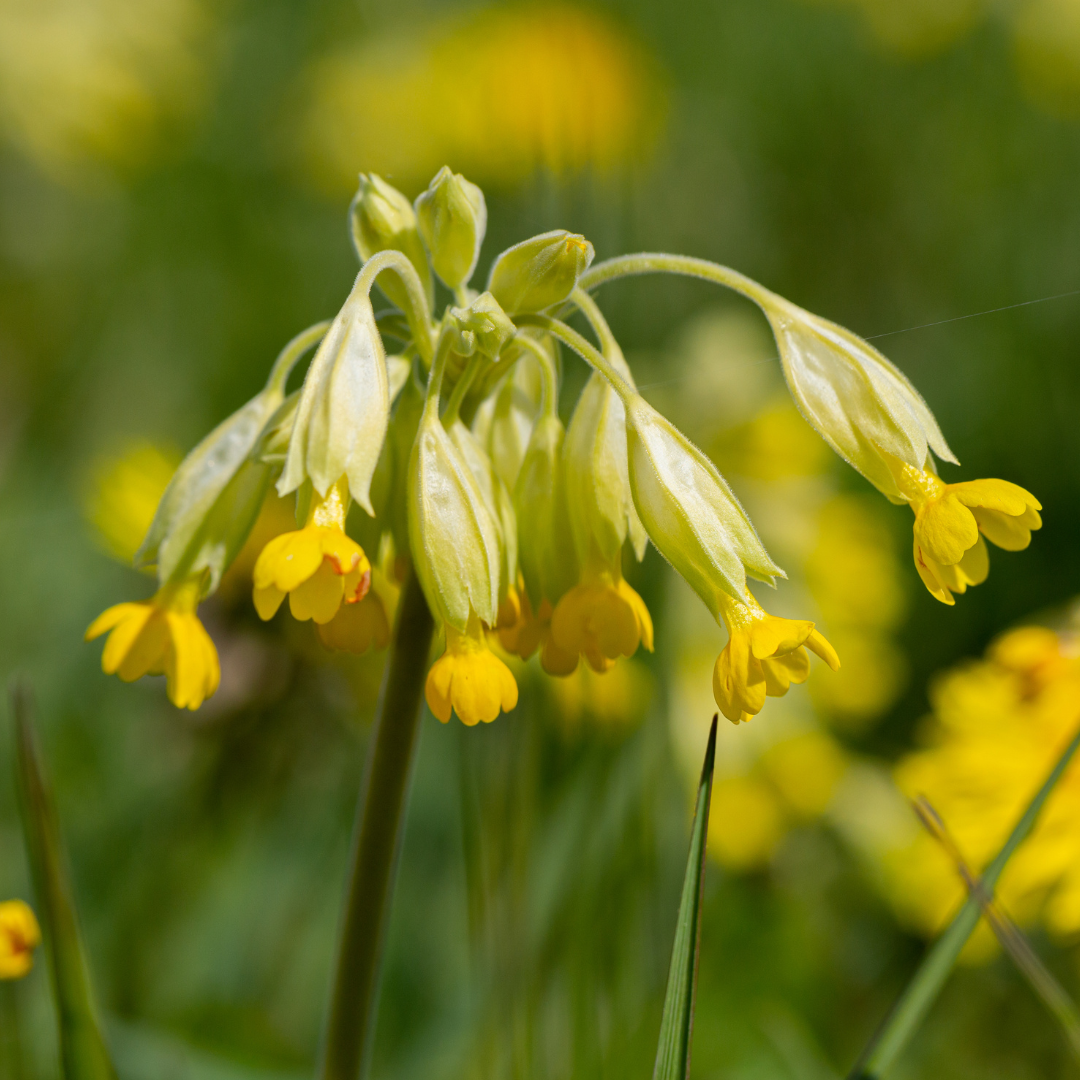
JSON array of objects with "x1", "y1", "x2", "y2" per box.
[
  {"x1": 85, "y1": 575, "x2": 220, "y2": 710},
  {"x1": 883, "y1": 455, "x2": 1042, "y2": 605},
  {"x1": 0, "y1": 900, "x2": 40, "y2": 980},
  {"x1": 713, "y1": 590, "x2": 840, "y2": 725},
  {"x1": 426, "y1": 615, "x2": 519, "y2": 725},
  {"x1": 253, "y1": 477, "x2": 371, "y2": 624}
]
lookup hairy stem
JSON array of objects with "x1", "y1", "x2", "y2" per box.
[
  {"x1": 849, "y1": 720, "x2": 1080, "y2": 1079},
  {"x1": 265, "y1": 321, "x2": 332, "y2": 398},
  {"x1": 357, "y1": 250, "x2": 435, "y2": 366},
  {"x1": 512, "y1": 334, "x2": 559, "y2": 418},
  {"x1": 318, "y1": 569, "x2": 435, "y2": 1080}
]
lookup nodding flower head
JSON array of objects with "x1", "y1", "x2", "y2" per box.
[{"x1": 426, "y1": 615, "x2": 518, "y2": 725}]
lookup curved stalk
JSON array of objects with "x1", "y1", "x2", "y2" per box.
[
  {"x1": 441, "y1": 352, "x2": 485, "y2": 427},
  {"x1": 318, "y1": 569, "x2": 436, "y2": 1080},
  {"x1": 578, "y1": 252, "x2": 779, "y2": 311},
  {"x1": 356, "y1": 250, "x2": 436, "y2": 366},
  {"x1": 265, "y1": 321, "x2": 332, "y2": 397},
  {"x1": 512, "y1": 334, "x2": 559, "y2": 418},
  {"x1": 569, "y1": 287, "x2": 623, "y2": 361},
  {"x1": 514, "y1": 313, "x2": 634, "y2": 403}
]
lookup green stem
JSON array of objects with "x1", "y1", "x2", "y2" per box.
[
  {"x1": 514, "y1": 313, "x2": 634, "y2": 404},
  {"x1": 441, "y1": 352, "x2": 484, "y2": 427},
  {"x1": 512, "y1": 335, "x2": 559, "y2": 418},
  {"x1": 422, "y1": 328, "x2": 456, "y2": 421},
  {"x1": 849, "y1": 721, "x2": 1080, "y2": 1080},
  {"x1": 318, "y1": 569, "x2": 436, "y2": 1080},
  {"x1": 265, "y1": 321, "x2": 332, "y2": 398},
  {"x1": 357, "y1": 251, "x2": 435, "y2": 366},
  {"x1": 578, "y1": 253, "x2": 778, "y2": 311}
]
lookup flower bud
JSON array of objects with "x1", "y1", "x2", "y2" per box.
[
  {"x1": 414, "y1": 166, "x2": 487, "y2": 290},
  {"x1": 514, "y1": 413, "x2": 577, "y2": 607},
  {"x1": 279, "y1": 281, "x2": 390, "y2": 513},
  {"x1": 563, "y1": 368, "x2": 647, "y2": 569},
  {"x1": 446, "y1": 291, "x2": 515, "y2": 360},
  {"x1": 761, "y1": 295, "x2": 957, "y2": 501},
  {"x1": 624, "y1": 394, "x2": 783, "y2": 614},
  {"x1": 408, "y1": 408, "x2": 502, "y2": 631},
  {"x1": 487, "y1": 230, "x2": 595, "y2": 314},
  {"x1": 350, "y1": 174, "x2": 433, "y2": 311}
]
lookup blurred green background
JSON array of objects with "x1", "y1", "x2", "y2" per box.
[{"x1": 2, "y1": 0, "x2": 1080, "y2": 1077}]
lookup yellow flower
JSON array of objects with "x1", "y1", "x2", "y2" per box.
[
  {"x1": 0, "y1": 900, "x2": 40, "y2": 980},
  {"x1": 884, "y1": 622, "x2": 1080, "y2": 952},
  {"x1": 497, "y1": 585, "x2": 579, "y2": 676},
  {"x1": 887, "y1": 456, "x2": 1042, "y2": 605},
  {"x1": 253, "y1": 477, "x2": 371, "y2": 625},
  {"x1": 317, "y1": 567, "x2": 399, "y2": 654},
  {"x1": 85, "y1": 576, "x2": 219, "y2": 710},
  {"x1": 549, "y1": 570, "x2": 653, "y2": 674},
  {"x1": 83, "y1": 441, "x2": 180, "y2": 566},
  {"x1": 712, "y1": 591, "x2": 839, "y2": 724},
  {"x1": 426, "y1": 617, "x2": 519, "y2": 725}
]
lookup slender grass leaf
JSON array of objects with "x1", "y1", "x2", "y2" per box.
[
  {"x1": 653, "y1": 714, "x2": 717, "y2": 1080},
  {"x1": 11, "y1": 682, "x2": 118, "y2": 1080},
  {"x1": 849, "y1": 719, "x2": 1080, "y2": 1080}
]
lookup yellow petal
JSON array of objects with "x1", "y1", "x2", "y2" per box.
[
  {"x1": 100, "y1": 606, "x2": 154, "y2": 676},
  {"x1": 973, "y1": 507, "x2": 1034, "y2": 551},
  {"x1": 289, "y1": 560, "x2": 345, "y2": 623},
  {"x1": 950, "y1": 478, "x2": 1041, "y2": 515},
  {"x1": 805, "y1": 629, "x2": 841, "y2": 671},
  {"x1": 253, "y1": 584, "x2": 286, "y2": 621},
  {"x1": 255, "y1": 529, "x2": 325, "y2": 593},
  {"x1": 957, "y1": 533, "x2": 989, "y2": 585},
  {"x1": 115, "y1": 611, "x2": 170, "y2": 683},
  {"x1": 913, "y1": 538, "x2": 956, "y2": 606},
  {"x1": 750, "y1": 615, "x2": 814, "y2": 660},
  {"x1": 425, "y1": 654, "x2": 455, "y2": 723},
  {"x1": 914, "y1": 493, "x2": 978, "y2": 566},
  {"x1": 85, "y1": 602, "x2": 145, "y2": 642}
]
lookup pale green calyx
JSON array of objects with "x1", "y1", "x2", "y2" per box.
[
  {"x1": 138, "y1": 322, "x2": 327, "y2": 592},
  {"x1": 761, "y1": 294, "x2": 957, "y2": 502},
  {"x1": 514, "y1": 413, "x2": 576, "y2": 607},
  {"x1": 414, "y1": 166, "x2": 487, "y2": 291},
  {"x1": 446, "y1": 291, "x2": 515, "y2": 360},
  {"x1": 487, "y1": 230, "x2": 595, "y2": 314},
  {"x1": 279, "y1": 278, "x2": 389, "y2": 513},
  {"x1": 562, "y1": 359, "x2": 647, "y2": 571},
  {"x1": 407, "y1": 407, "x2": 502, "y2": 631},
  {"x1": 350, "y1": 173, "x2": 433, "y2": 310},
  {"x1": 623, "y1": 393, "x2": 784, "y2": 614}
]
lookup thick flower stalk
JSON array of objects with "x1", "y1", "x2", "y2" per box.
[{"x1": 0, "y1": 900, "x2": 40, "y2": 980}]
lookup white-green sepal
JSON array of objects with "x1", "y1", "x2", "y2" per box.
[
  {"x1": 563, "y1": 369, "x2": 647, "y2": 569},
  {"x1": 763, "y1": 296, "x2": 957, "y2": 500},
  {"x1": 136, "y1": 389, "x2": 282, "y2": 590},
  {"x1": 408, "y1": 408, "x2": 501, "y2": 631},
  {"x1": 279, "y1": 282, "x2": 389, "y2": 513},
  {"x1": 487, "y1": 230, "x2": 595, "y2": 314},
  {"x1": 624, "y1": 394, "x2": 782, "y2": 613}
]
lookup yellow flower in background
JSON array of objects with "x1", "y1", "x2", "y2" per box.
[
  {"x1": 426, "y1": 616, "x2": 519, "y2": 726},
  {"x1": 712, "y1": 590, "x2": 839, "y2": 725},
  {"x1": 85, "y1": 574, "x2": 220, "y2": 710},
  {"x1": 0, "y1": 900, "x2": 40, "y2": 980},
  {"x1": 882, "y1": 622, "x2": 1080, "y2": 957},
  {"x1": 84, "y1": 442, "x2": 180, "y2": 566},
  {"x1": 0, "y1": 0, "x2": 212, "y2": 179},
  {"x1": 298, "y1": 4, "x2": 665, "y2": 194},
  {"x1": 547, "y1": 655, "x2": 653, "y2": 736},
  {"x1": 253, "y1": 478, "x2": 372, "y2": 625},
  {"x1": 885, "y1": 455, "x2": 1042, "y2": 606}
]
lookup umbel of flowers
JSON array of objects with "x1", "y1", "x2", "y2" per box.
[{"x1": 88, "y1": 168, "x2": 1040, "y2": 724}]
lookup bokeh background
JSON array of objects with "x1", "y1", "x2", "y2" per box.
[{"x1": 2, "y1": 0, "x2": 1080, "y2": 1077}]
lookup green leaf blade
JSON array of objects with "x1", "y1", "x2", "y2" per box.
[
  {"x1": 653, "y1": 714, "x2": 717, "y2": 1080},
  {"x1": 11, "y1": 683, "x2": 118, "y2": 1080}
]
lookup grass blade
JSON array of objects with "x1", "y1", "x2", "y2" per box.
[
  {"x1": 11, "y1": 682, "x2": 118, "y2": 1080},
  {"x1": 849, "y1": 719, "x2": 1080, "y2": 1079},
  {"x1": 653, "y1": 714, "x2": 717, "y2": 1080}
]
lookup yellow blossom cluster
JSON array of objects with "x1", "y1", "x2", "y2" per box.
[{"x1": 883, "y1": 622, "x2": 1080, "y2": 956}]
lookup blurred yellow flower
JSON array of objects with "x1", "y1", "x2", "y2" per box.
[
  {"x1": 0, "y1": 0, "x2": 212, "y2": 179},
  {"x1": 548, "y1": 654, "x2": 653, "y2": 736},
  {"x1": 84, "y1": 442, "x2": 180, "y2": 566},
  {"x1": 884, "y1": 623, "x2": 1080, "y2": 958},
  {"x1": 0, "y1": 899, "x2": 40, "y2": 980},
  {"x1": 298, "y1": 4, "x2": 665, "y2": 194}
]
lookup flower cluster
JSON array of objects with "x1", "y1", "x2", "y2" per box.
[{"x1": 88, "y1": 168, "x2": 1039, "y2": 727}]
